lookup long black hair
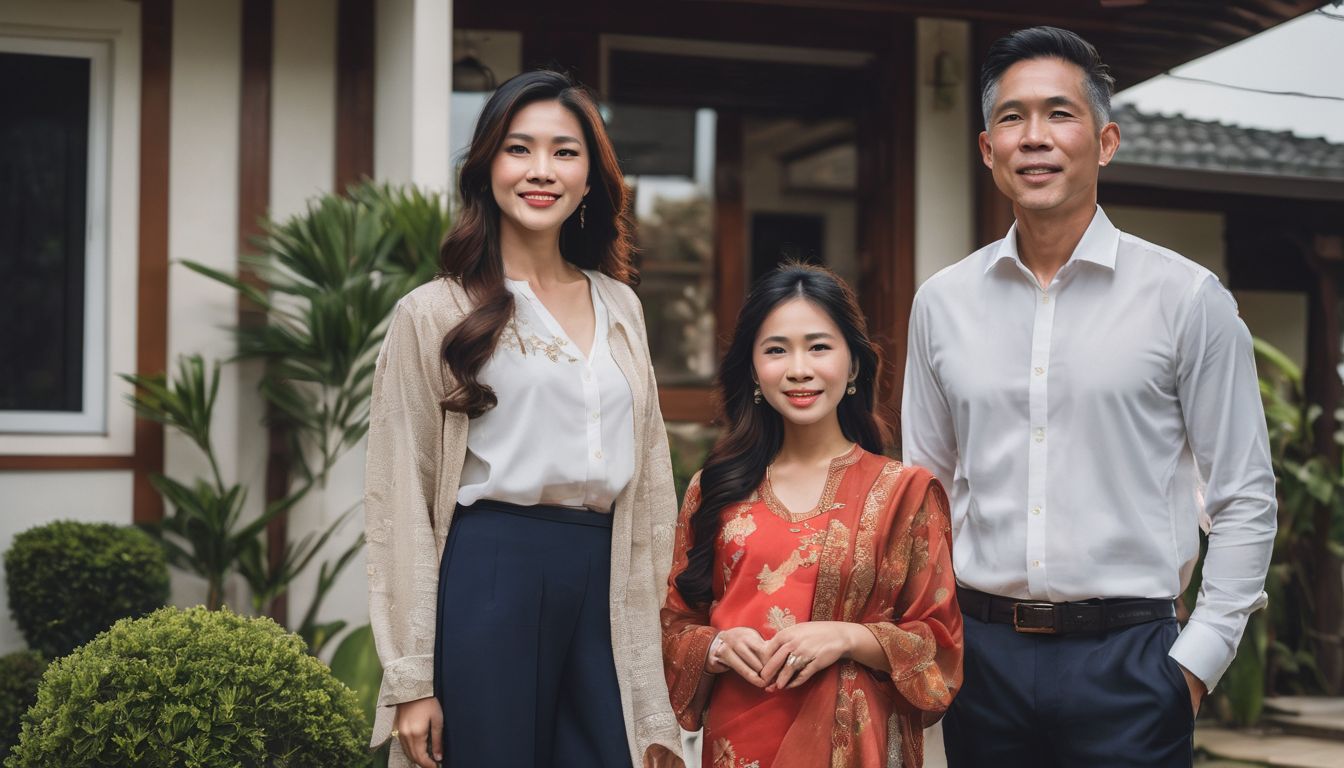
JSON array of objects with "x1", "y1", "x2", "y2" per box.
[
  {"x1": 438, "y1": 69, "x2": 635, "y2": 417},
  {"x1": 674, "y1": 262, "x2": 890, "y2": 607}
]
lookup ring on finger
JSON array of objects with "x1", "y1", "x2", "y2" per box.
[
  {"x1": 786, "y1": 653, "x2": 800, "y2": 668},
  {"x1": 390, "y1": 728, "x2": 400, "y2": 738}
]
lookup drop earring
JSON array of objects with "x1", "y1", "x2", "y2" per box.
[
  {"x1": 846, "y1": 382, "x2": 857, "y2": 395},
  {"x1": 579, "y1": 202, "x2": 586, "y2": 229},
  {"x1": 753, "y1": 387, "x2": 762, "y2": 405}
]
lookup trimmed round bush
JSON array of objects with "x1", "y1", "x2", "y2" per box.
[
  {"x1": 0, "y1": 651, "x2": 45, "y2": 760},
  {"x1": 4, "y1": 520, "x2": 169, "y2": 658},
  {"x1": 6, "y1": 606, "x2": 367, "y2": 767}
]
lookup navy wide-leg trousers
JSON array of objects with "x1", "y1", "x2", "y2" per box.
[
  {"x1": 433, "y1": 501, "x2": 632, "y2": 768},
  {"x1": 944, "y1": 615, "x2": 1195, "y2": 768}
]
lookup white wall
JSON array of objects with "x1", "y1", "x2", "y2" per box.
[
  {"x1": 914, "y1": 17, "x2": 974, "y2": 286},
  {"x1": 1106, "y1": 206, "x2": 1307, "y2": 369},
  {"x1": 270, "y1": 0, "x2": 370, "y2": 653}
]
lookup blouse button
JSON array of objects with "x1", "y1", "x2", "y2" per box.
[
  {"x1": 582, "y1": 370, "x2": 593, "y2": 382},
  {"x1": 1034, "y1": 367, "x2": 1044, "y2": 376},
  {"x1": 594, "y1": 449, "x2": 604, "y2": 460},
  {"x1": 1034, "y1": 428, "x2": 1045, "y2": 442},
  {"x1": 1031, "y1": 506, "x2": 1041, "y2": 516}
]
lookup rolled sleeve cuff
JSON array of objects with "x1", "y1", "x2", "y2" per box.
[{"x1": 1168, "y1": 619, "x2": 1233, "y2": 691}]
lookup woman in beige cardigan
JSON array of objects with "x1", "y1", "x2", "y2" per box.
[{"x1": 364, "y1": 70, "x2": 683, "y2": 768}]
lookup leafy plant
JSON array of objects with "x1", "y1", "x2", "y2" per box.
[
  {"x1": 122, "y1": 183, "x2": 447, "y2": 654},
  {"x1": 0, "y1": 651, "x2": 45, "y2": 760},
  {"x1": 329, "y1": 624, "x2": 388, "y2": 767},
  {"x1": 3, "y1": 521, "x2": 168, "y2": 658},
  {"x1": 5, "y1": 607, "x2": 366, "y2": 767}
]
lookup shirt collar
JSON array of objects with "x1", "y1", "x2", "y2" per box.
[{"x1": 985, "y1": 205, "x2": 1120, "y2": 275}]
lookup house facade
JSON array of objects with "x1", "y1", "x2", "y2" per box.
[{"x1": 0, "y1": 0, "x2": 1333, "y2": 653}]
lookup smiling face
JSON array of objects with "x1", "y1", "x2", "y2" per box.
[
  {"x1": 753, "y1": 297, "x2": 855, "y2": 429},
  {"x1": 978, "y1": 57, "x2": 1119, "y2": 220},
  {"x1": 490, "y1": 99, "x2": 591, "y2": 236}
]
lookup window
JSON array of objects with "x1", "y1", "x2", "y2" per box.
[{"x1": 0, "y1": 37, "x2": 109, "y2": 434}]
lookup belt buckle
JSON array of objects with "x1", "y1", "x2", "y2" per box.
[{"x1": 1012, "y1": 601, "x2": 1058, "y2": 634}]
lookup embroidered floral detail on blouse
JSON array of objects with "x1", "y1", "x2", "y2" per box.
[
  {"x1": 721, "y1": 511, "x2": 757, "y2": 546},
  {"x1": 756, "y1": 528, "x2": 826, "y2": 594},
  {"x1": 711, "y1": 737, "x2": 761, "y2": 768},
  {"x1": 765, "y1": 605, "x2": 797, "y2": 632},
  {"x1": 502, "y1": 316, "x2": 580, "y2": 363}
]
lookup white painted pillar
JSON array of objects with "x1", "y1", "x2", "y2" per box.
[{"x1": 375, "y1": 0, "x2": 453, "y2": 190}]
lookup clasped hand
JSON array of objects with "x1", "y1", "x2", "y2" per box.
[{"x1": 708, "y1": 622, "x2": 856, "y2": 692}]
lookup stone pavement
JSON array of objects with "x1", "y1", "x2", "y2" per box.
[{"x1": 1193, "y1": 697, "x2": 1344, "y2": 768}]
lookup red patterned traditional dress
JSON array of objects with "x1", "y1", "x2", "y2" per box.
[{"x1": 662, "y1": 446, "x2": 963, "y2": 768}]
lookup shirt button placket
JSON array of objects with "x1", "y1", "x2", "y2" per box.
[
  {"x1": 583, "y1": 362, "x2": 603, "y2": 506},
  {"x1": 1026, "y1": 284, "x2": 1055, "y2": 597}
]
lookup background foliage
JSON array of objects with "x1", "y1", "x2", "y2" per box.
[
  {"x1": 5, "y1": 607, "x2": 366, "y2": 768},
  {"x1": 3, "y1": 521, "x2": 168, "y2": 659}
]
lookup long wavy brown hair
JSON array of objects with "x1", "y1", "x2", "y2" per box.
[{"x1": 439, "y1": 70, "x2": 635, "y2": 417}]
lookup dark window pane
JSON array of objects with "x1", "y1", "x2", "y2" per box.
[{"x1": 0, "y1": 52, "x2": 89, "y2": 412}]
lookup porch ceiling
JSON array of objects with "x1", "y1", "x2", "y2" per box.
[
  {"x1": 459, "y1": 0, "x2": 1322, "y2": 91},
  {"x1": 666, "y1": 0, "x2": 1323, "y2": 89}
]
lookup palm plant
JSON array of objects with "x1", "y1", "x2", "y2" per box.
[{"x1": 125, "y1": 182, "x2": 447, "y2": 653}]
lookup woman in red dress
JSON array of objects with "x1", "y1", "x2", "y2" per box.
[{"x1": 662, "y1": 262, "x2": 963, "y2": 767}]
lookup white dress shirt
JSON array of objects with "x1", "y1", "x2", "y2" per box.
[
  {"x1": 902, "y1": 207, "x2": 1276, "y2": 690},
  {"x1": 457, "y1": 272, "x2": 635, "y2": 512}
]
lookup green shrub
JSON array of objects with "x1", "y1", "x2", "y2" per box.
[
  {"x1": 6, "y1": 606, "x2": 367, "y2": 767},
  {"x1": 0, "y1": 651, "x2": 45, "y2": 760},
  {"x1": 3, "y1": 521, "x2": 169, "y2": 658}
]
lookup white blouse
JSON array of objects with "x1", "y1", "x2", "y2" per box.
[{"x1": 456, "y1": 272, "x2": 636, "y2": 512}]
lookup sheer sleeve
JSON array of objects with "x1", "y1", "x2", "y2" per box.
[
  {"x1": 660, "y1": 474, "x2": 718, "y2": 730},
  {"x1": 862, "y1": 475, "x2": 962, "y2": 715}
]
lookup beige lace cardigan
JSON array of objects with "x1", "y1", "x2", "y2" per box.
[{"x1": 364, "y1": 275, "x2": 685, "y2": 768}]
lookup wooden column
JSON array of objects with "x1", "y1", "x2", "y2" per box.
[
  {"x1": 238, "y1": 0, "x2": 289, "y2": 624},
  {"x1": 712, "y1": 112, "x2": 745, "y2": 359},
  {"x1": 970, "y1": 22, "x2": 1015, "y2": 249},
  {"x1": 133, "y1": 0, "x2": 173, "y2": 524},
  {"x1": 335, "y1": 0, "x2": 375, "y2": 191},
  {"x1": 1306, "y1": 233, "x2": 1344, "y2": 694},
  {"x1": 856, "y1": 17, "x2": 916, "y2": 435}
]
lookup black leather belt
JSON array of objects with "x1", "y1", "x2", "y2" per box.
[{"x1": 957, "y1": 587, "x2": 1176, "y2": 635}]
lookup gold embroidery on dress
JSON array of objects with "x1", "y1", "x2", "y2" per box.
[
  {"x1": 756, "y1": 529, "x2": 826, "y2": 594},
  {"x1": 811, "y1": 518, "x2": 852, "y2": 622},
  {"x1": 910, "y1": 536, "x2": 930, "y2": 573},
  {"x1": 761, "y1": 444, "x2": 861, "y2": 523},
  {"x1": 712, "y1": 737, "x2": 761, "y2": 768},
  {"x1": 934, "y1": 586, "x2": 949, "y2": 604},
  {"x1": 721, "y1": 512, "x2": 757, "y2": 545},
  {"x1": 765, "y1": 605, "x2": 797, "y2": 632},
  {"x1": 502, "y1": 315, "x2": 580, "y2": 363},
  {"x1": 844, "y1": 461, "x2": 903, "y2": 619}
]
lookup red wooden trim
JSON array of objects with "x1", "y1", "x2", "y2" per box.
[
  {"x1": 335, "y1": 0, "x2": 374, "y2": 191},
  {"x1": 0, "y1": 455, "x2": 137, "y2": 471},
  {"x1": 713, "y1": 112, "x2": 745, "y2": 359},
  {"x1": 658, "y1": 387, "x2": 717, "y2": 425},
  {"x1": 133, "y1": 0, "x2": 172, "y2": 526}
]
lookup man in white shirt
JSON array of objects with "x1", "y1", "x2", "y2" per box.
[{"x1": 902, "y1": 26, "x2": 1276, "y2": 767}]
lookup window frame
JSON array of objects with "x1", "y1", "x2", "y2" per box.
[{"x1": 0, "y1": 35, "x2": 111, "y2": 435}]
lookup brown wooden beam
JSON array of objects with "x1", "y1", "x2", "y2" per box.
[
  {"x1": 335, "y1": 0, "x2": 374, "y2": 191},
  {"x1": 133, "y1": 0, "x2": 172, "y2": 526},
  {"x1": 856, "y1": 17, "x2": 915, "y2": 444},
  {"x1": 713, "y1": 111, "x2": 746, "y2": 359},
  {"x1": 658, "y1": 387, "x2": 717, "y2": 424},
  {"x1": 0, "y1": 455, "x2": 137, "y2": 471}
]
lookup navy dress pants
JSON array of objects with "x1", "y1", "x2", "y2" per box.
[
  {"x1": 944, "y1": 615, "x2": 1195, "y2": 767},
  {"x1": 433, "y1": 501, "x2": 632, "y2": 768}
]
